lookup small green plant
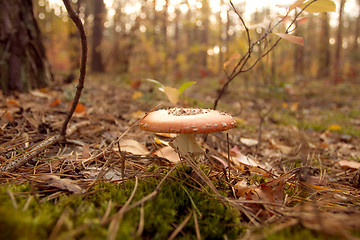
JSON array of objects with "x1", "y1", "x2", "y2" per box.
[{"x1": 145, "y1": 79, "x2": 196, "y2": 105}]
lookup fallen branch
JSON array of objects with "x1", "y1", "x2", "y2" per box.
[{"x1": 0, "y1": 121, "x2": 90, "y2": 176}]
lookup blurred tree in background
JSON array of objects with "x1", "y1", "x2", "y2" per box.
[
  {"x1": 2, "y1": 0, "x2": 360, "y2": 93},
  {"x1": 0, "y1": 0, "x2": 52, "y2": 93}
]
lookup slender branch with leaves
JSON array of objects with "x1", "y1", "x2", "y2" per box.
[{"x1": 213, "y1": 0, "x2": 335, "y2": 109}]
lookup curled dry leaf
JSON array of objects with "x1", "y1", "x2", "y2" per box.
[
  {"x1": 338, "y1": 160, "x2": 360, "y2": 170},
  {"x1": 119, "y1": 139, "x2": 149, "y2": 155},
  {"x1": 155, "y1": 146, "x2": 180, "y2": 163},
  {"x1": 41, "y1": 175, "x2": 84, "y2": 194}
]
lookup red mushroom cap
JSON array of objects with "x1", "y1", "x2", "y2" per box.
[{"x1": 139, "y1": 108, "x2": 236, "y2": 134}]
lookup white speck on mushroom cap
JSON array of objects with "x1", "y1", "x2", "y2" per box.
[{"x1": 139, "y1": 107, "x2": 237, "y2": 134}]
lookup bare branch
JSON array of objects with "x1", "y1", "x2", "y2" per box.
[
  {"x1": 60, "y1": 0, "x2": 88, "y2": 138},
  {"x1": 214, "y1": 0, "x2": 316, "y2": 109}
]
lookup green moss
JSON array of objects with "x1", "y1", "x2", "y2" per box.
[
  {"x1": 265, "y1": 224, "x2": 340, "y2": 240},
  {"x1": 0, "y1": 168, "x2": 245, "y2": 239}
]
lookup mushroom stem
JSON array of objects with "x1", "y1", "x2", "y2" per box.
[{"x1": 169, "y1": 134, "x2": 205, "y2": 159}]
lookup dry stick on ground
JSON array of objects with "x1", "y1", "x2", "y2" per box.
[
  {"x1": 0, "y1": 121, "x2": 90, "y2": 177},
  {"x1": 0, "y1": 1, "x2": 87, "y2": 176},
  {"x1": 213, "y1": 0, "x2": 316, "y2": 110}
]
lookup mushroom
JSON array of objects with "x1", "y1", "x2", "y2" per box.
[{"x1": 139, "y1": 107, "x2": 237, "y2": 158}]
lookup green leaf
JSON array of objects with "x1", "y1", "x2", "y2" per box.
[
  {"x1": 145, "y1": 78, "x2": 165, "y2": 91},
  {"x1": 178, "y1": 81, "x2": 196, "y2": 95},
  {"x1": 300, "y1": 0, "x2": 336, "y2": 12}
]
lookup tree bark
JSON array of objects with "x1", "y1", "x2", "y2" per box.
[
  {"x1": 317, "y1": 12, "x2": 330, "y2": 79},
  {"x1": 333, "y1": 0, "x2": 346, "y2": 83},
  {"x1": 90, "y1": 0, "x2": 105, "y2": 72},
  {"x1": 0, "y1": 0, "x2": 52, "y2": 93}
]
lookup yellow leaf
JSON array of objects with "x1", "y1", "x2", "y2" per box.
[
  {"x1": 328, "y1": 124, "x2": 341, "y2": 131},
  {"x1": 300, "y1": 0, "x2": 336, "y2": 13},
  {"x1": 163, "y1": 86, "x2": 180, "y2": 105},
  {"x1": 282, "y1": 102, "x2": 288, "y2": 108},
  {"x1": 154, "y1": 137, "x2": 170, "y2": 146},
  {"x1": 132, "y1": 91, "x2": 143, "y2": 100},
  {"x1": 289, "y1": 0, "x2": 305, "y2": 12}
]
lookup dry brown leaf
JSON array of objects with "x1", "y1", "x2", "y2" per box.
[
  {"x1": 240, "y1": 137, "x2": 258, "y2": 147},
  {"x1": 41, "y1": 175, "x2": 83, "y2": 194},
  {"x1": 338, "y1": 160, "x2": 360, "y2": 170},
  {"x1": 155, "y1": 146, "x2": 180, "y2": 163},
  {"x1": 119, "y1": 139, "x2": 149, "y2": 155},
  {"x1": 270, "y1": 139, "x2": 293, "y2": 155}
]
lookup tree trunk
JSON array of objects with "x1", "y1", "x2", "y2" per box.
[
  {"x1": 354, "y1": 0, "x2": 360, "y2": 50},
  {"x1": 333, "y1": 0, "x2": 346, "y2": 83},
  {"x1": 317, "y1": 12, "x2": 330, "y2": 79},
  {"x1": 293, "y1": 10, "x2": 304, "y2": 76},
  {"x1": 90, "y1": 0, "x2": 105, "y2": 72},
  {"x1": 0, "y1": 0, "x2": 52, "y2": 93}
]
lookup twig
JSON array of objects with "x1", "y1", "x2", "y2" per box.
[
  {"x1": 61, "y1": 0, "x2": 88, "y2": 138},
  {"x1": 168, "y1": 210, "x2": 193, "y2": 240},
  {"x1": 213, "y1": 0, "x2": 316, "y2": 109},
  {"x1": 0, "y1": 121, "x2": 90, "y2": 176},
  {"x1": 107, "y1": 176, "x2": 139, "y2": 240}
]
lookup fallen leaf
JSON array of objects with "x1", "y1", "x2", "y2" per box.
[
  {"x1": 270, "y1": 139, "x2": 293, "y2": 155},
  {"x1": 154, "y1": 137, "x2": 170, "y2": 146},
  {"x1": 209, "y1": 155, "x2": 228, "y2": 169},
  {"x1": 104, "y1": 169, "x2": 122, "y2": 181},
  {"x1": 155, "y1": 146, "x2": 180, "y2": 163},
  {"x1": 328, "y1": 124, "x2": 341, "y2": 131},
  {"x1": 6, "y1": 112, "x2": 14, "y2": 122},
  {"x1": 74, "y1": 103, "x2": 86, "y2": 113},
  {"x1": 240, "y1": 138, "x2": 258, "y2": 147},
  {"x1": 6, "y1": 99, "x2": 20, "y2": 108},
  {"x1": 338, "y1": 160, "x2": 360, "y2": 170},
  {"x1": 132, "y1": 91, "x2": 143, "y2": 100},
  {"x1": 82, "y1": 144, "x2": 91, "y2": 159},
  {"x1": 119, "y1": 139, "x2": 149, "y2": 155},
  {"x1": 30, "y1": 90, "x2": 51, "y2": 99},
  {"x1": 41, "y1": 175, "x2": 83, "y2": 194},
  {"x1": 234, "y1": 180, "x2": 253, "y2": 197},
  {"x1": 230, "y1": 146, "x2": 267, "y2": 169},
  {"x1": 49, "y1": 98, "x2": 61, "y2": 107}
]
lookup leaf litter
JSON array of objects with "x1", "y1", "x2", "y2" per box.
[{"x1": 0, "y1": 77, "x2": 360, "y2": 238}]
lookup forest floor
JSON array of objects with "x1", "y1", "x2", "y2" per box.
[{"x1": 1, "y1": 74, "x2": 360, "y2": 239}]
